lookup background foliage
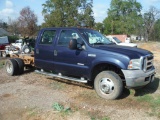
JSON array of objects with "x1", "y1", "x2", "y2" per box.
[
  {"x1": 42, "y1": 0, "x2": 94, "y2": 28},
  {"x1": 0, "y1": 0, "x2": 160, "y2": 41}
]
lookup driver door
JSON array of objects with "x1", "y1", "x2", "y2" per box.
[{"x1": 53, "y1": 29, "x2": 88, "y2": 77}]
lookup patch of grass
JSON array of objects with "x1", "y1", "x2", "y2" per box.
[
  {"x1": 137, "y1": 94, "x2": 153, "y2": 102},
  {"x1": 137, "y1": 95, "x2": 160, "y2": 118},
  {"x1": 101, "y1": 117, "x2": 110, "y2": 120},
  {"x1": 79, "y1": 90, "x2": 100, "y2": 99},
  {"x1": 129, "y1": 89, "x2": 135, "y2": 95},
  {"x1": 52, "y1": 102, "x2": 64, "y2": 111},
  {"x1": 91, "y1": 116, "x2": 110, "y2": 120},
  {"x1": 0, "y1": 60, "x2": 5, "y2": 68},
  {"x1": 151, "y1": 96, "x2": 160, "y2": 107},
  {"x1": 26, "y1": 107, "x2": 38, "y2": 118},
  {"x1": 149, "y1": 96, "x2": 160, "y2": 118},
  {"x1": 52, "y1": 102, "x2": 72, "y2": 116},
  {"x1": 50, "y1": 82, "x2": 66, "y2": 90},
  {"x1": 88, "y1": 110, "x2": 110, "y2": 120},
  {"x1": 28, "y1": 111, "x2": 37, "y2": 117},
  {"x1": 135, "y1": 77, "x2": 160, "y2": 118}
]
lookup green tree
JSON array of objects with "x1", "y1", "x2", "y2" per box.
[
  {"x1": 104, "y1": 0, "x2": 142, "y2": 35},
  {"x1": 78, "y1": 0, "x2": 94, "y2": 27},
  {"x1": 143, "y1": 6, "x2": 160, "y2": 41},
  {"x1": 150, "y1": 19, "x2": 160, "y2": 41},
  {"x1": 103, "y1": 16, "x2": 117, "y2": 35},
  {"x1": 42, "y1": 0, "x2": 94, "y2": 27},
  {"x1": 94, "y1": 22, "x2": 104, "y2": 33}
]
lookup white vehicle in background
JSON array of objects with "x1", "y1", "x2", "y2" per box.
[
  {"x1": 11, "y1": 39, "x2": 31, "y2": 54},
  {"x1": 3, "y1": 45, "x2": 19, "y2": 57},
  {"x1": 106, "y1": 36, "x2": 137, "y2": 47},
  {"x1": 11, "y1": 39, "x2": 23, "y2": 49},
  {"x1": 1, "y1": 39, "x2": 31, "y2": 57},
  {"x1": 3, "y1": 39, "x2": 23, "y2": 57}
]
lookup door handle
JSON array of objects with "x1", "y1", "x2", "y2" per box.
[
  {"x1": 54, "y1": 50, "x2": 57, "y2": 56},
  {"x1": 36, "y1": 49, "x2": 39, "y2": 54}
]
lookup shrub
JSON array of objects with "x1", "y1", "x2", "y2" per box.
[{"x1": 8, "y1": 35, "x2": 19, "y2": 43}]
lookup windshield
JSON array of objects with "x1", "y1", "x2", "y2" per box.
[
  {"x1": 78, "y1": 29, "x2": 112, "y2": 45},
  {"x1": 113, "y1": 37, "x2": 122, "y2": 43}
]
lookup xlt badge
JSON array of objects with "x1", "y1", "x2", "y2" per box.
[{"x1": 88, "y1": 54, "x2": 96, "y2": 57}]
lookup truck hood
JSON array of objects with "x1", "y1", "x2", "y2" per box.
[
  {"x1": 96, "y1": 45, "x2": 152, "y2": 59},
  {"x1": 117, "y1": 43, "x2": 137, "y2": 47}
]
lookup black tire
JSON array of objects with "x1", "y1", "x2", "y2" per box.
[
  {"x1": 23, "y1": 46, "x2": 31, "y2": 54},
  {"x1": 5, "y1": 59, "x2": 19, "y2": 76},
  {"x1": 14, "y1": 58, "x2": 24, "y2": 75},
  {"x1": 94, "y1": 71, "x2": 123, "y2": 100}
]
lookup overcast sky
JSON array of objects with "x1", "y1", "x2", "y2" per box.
[{"x1": 0, "y1": 0, "x2": 160, "y2": 25}]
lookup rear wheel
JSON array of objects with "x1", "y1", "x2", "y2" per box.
[
  {"x1": 94, "y1": 71, "x2": 123, "y2": 100},
  {"x1": 5, "y1": 59, "x2": 19, "y2": 76},
  {"x1": 14, "y1": 58, "x2": 24, "y2": 75}
]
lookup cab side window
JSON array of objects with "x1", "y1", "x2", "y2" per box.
[
  {"x1": 40, "y1": 30, "x2": 56, "y2": 45},
  {"x1": 58, "y1": 30, "x2": 81, "y2": 46}
]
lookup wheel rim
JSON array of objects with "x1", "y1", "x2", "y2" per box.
[
  {"x1": 99, "y1": 78, "x2": 114, "y2": 94},
  {"x1": 24, "y1": 48, "x2": 29, "y2": 53},
  {"x1": 6, "y1": 62, "x2": 13, "y2": 73}
]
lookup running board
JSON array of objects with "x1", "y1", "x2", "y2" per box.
[{"x1": 35, "y1": 70, "x2": 88, "y2": 83}]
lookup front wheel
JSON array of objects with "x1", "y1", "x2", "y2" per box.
[{"x1": 94, "y1": 71, "x2": 123, "y2": 100}]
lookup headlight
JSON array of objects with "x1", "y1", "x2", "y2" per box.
[{"x1": 128, "y1": 59, "x2": 141, "y2": 70}]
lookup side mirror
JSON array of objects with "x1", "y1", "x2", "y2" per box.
[{"x1": 69, "y1": 39, "x2": 77, "y2": 50}]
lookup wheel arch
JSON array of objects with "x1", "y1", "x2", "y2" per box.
[{"x1": 90, "y1": 62, "x2": 125, "y2": 84}]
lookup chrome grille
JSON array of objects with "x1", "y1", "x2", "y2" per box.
[{"x1": 142, "y1": 55, "x2": 154, "y2": 72}]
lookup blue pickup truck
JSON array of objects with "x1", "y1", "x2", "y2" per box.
[{"x1": 5, "y1": 27, "x2": 156, "y2": 99}]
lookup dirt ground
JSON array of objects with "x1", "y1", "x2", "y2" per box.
[{"x1": 0, "y1": 42, "x2": 160, "y2": 120}]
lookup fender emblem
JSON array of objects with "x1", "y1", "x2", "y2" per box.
[
  {"x1": 88, "y1": 54, "x2": 96, "y2": 57},
  {"x1": 77, "y1": 63, "x2": 84, "y2": 66}
]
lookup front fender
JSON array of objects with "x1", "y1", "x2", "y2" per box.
[
  {"x1": 93, "y1": 56, "x2": 128, "y2": 68},
  {"x1": 88, "y1": 56, "x2": 129, "y2": 80}
]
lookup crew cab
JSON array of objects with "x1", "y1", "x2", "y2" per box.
[{"x1": 5, "y1": 27, "x2": 155, "y2": 100}]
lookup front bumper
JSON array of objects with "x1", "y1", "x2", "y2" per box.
[{"x1": 122, "y1": 67, "x2": 156, "y2": 88}]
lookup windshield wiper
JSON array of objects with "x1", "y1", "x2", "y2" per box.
[
  {"x1": 108, "y1": 43, "x2": 116, "y2": 45},
  {"x1": 91, "y1": 43, "x2": 105, "y2": 45}
]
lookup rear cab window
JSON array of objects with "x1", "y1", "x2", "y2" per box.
[{"x1": 39, "y1": 30, "x2": 56, "y2": 45}]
